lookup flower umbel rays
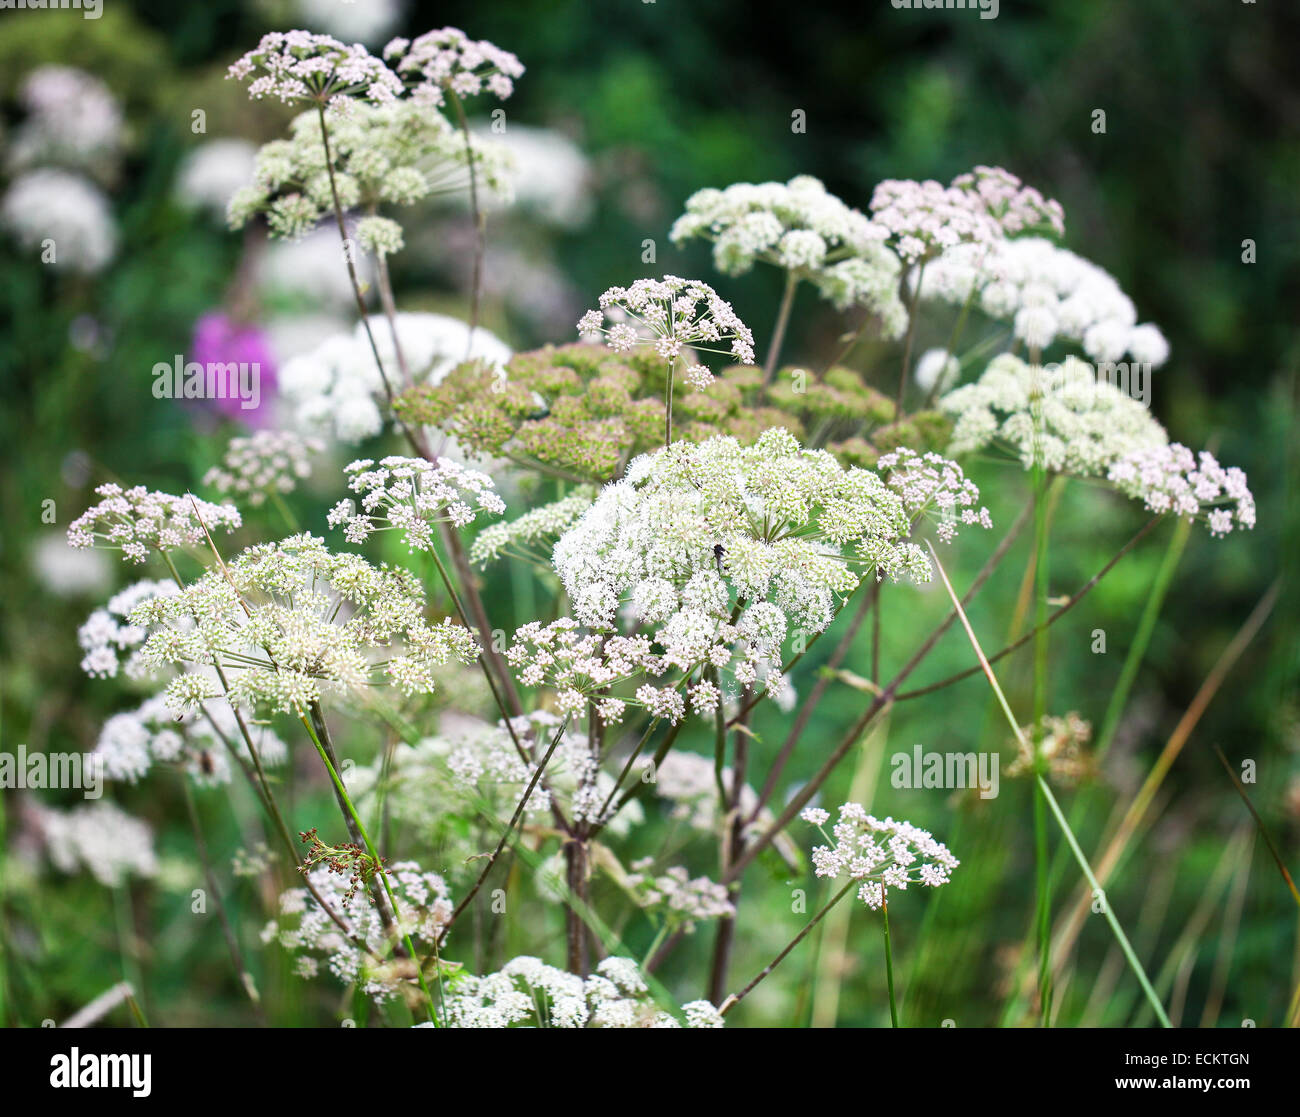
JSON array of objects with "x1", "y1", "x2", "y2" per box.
[
  {"x1": 227, "y1": 31, "x2": 403, "y2": 109},
  {"x1": 328, "y1": 455, "x2": 505, "y2": 550},
  {"x1": 578, "y1": 275, "x2": 756, "y2": 370},
  {"x1": 204, "y1": 429, "x2": 323, "y2": 508},
  {"x1": 129, "y1": 533, "x2": 479, "y2": 714},
  {"x1": 803, "y1": 802, "x2": 959, "y2": 909},
  {"x1": 67, "y1": 484, "x2": 241, "y2": 565}
]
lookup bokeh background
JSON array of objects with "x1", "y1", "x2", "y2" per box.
[{"x1": 1, "y1": 0, "x2": 1297, "y2": 1027}]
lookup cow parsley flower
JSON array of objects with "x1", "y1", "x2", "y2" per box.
[
  {"x1": 940, "y1": 353, "x2": 1167, "y2": 475},
  {"x1": 2, "y1": 168, "x2": 117, "y2": 274},
  {"x1": 9, "y1": 66, "x2": 124, "y2": 176},
  {"x1": 384, "y1": 27, "x2": 524, "y2": 106},
  {"x1": 227, "y1": 101, "x2": 513, "y2": 239},
  {"x1": 870, "y1": 166, "x2": 1062, "y2": 265},
  {"x1": 129, "y1": 534, "x2": 479, "y2": 714},
  {"x1": 505, "y1": 618, "x2": 667, "y2": 722},
  {"x1": 33, "y1": 802, "x2": 158, "y2": 888},
  {"x1": 270, "y1": 860, "x2": 452, "y2": 1002},
  {"x1": 876, "y1": 448, "x2": 991, "y2": 542},
  {"x1": 327, "y1": 455, "x2": 505, "y2": 550},
  {"x1": 578, "y1": 275, "x2": 756, "y2": 368},
  {"x1": 626, "y1": 862, "x2": 735, "y2": 932},
  {"x1": 227, "y1": 31, "x2": 403, "y2": 110},
  {"x1": 95, "y1": 689, "x2": 288, "y2": 788},
  {"x1": 1107, "y1": 444, "x2": 1255, "y2": 536},
  {"x1": 204, "y1": 430, "x2": 323, "y2": 508},
  {"x1": 949, "y1": 165, "x2": 1065, "y2": 238},
  {"x1": 434, "y1": 955, "x2": 722, "y2": 1028},
  {"x1": 551, "y1": 429, "x2": 959, "y2": 702},
  {"x1": 806, "y1": 802, "x2": 958, "y2": 909},
  {"x1": 78, "y1": 579, "x2": 180, "y2": 679},
  {"x1": 669, "y1": 176, "x2": 904, "y2": 333},
  {"x1": 915, "y1": 237, "x2": 1168, "y2": 366},
  {"x1": 67, "y1": 484, "x2": 242, "y2": 565}
]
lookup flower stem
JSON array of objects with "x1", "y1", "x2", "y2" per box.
[
  {"x1": 925, "y1": 538, "x2": 1172, "y2": 1028},
  {"x1": 763, "y1": 272, "x2": 798, "y2": 384},
  {"x1": 299, "y1": 708, "x2": 436, "y2": 1022},
  {"x1": 720, "y1": 879, "x2": 856, "y2": 1017},
  {"x1": 882, "y1": 890, "x2": 899, "y2": 1027}
]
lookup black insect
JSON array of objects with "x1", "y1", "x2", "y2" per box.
[{"x1": 713, "y1": 543, "x2": 726, "y2": 575}]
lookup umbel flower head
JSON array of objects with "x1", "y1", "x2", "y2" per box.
[
  {"x1": 429, "y1": 955, "x2": 723, "y2": 1028},
  {"x1": 129, "y1": 534, "x2": 479, "y2": 714},
  {"x1": 578, "y1": 275, "x2": 756, "y2": 371},
  {"x1": 32, "y1": 801, "x2": 158, "y2": 889},
  {"x1": 914, "y1": 237, "x2": 1168, "y2": 366},
  {"x1": 550, "y1": 429, "x2": 986, "y2": 712},
  {"x1": 226, "y1": 101, "x2": 513, "y2": 243},
  {"x1": 802, "y1": 802, "x2": 959, "y2": 909},
  {"x1": 940, "y1": 353, "x2": 1169, "y2": 475},
  {"x1": 227, "y1": 31, "x2": 403, "y2": 109},
  {"x1": 869, "y1": 165, "x2": 1063, "y2": 265},
  {"x1": 327, "y1": 455, "x2": 505, "y2": 551},
  {"x1": 204, "y1": 429, "x2": 323, "y2": 509},
  {"x1": 397, "y1": 343, "x2": 800, "y2": 484},
  {"x1": 1108, "y1": 443, "x2": 1255, "y2": 537},
  {"x1": 384, "y1": 27, "x2": 525, "y2": 105},
  {"x1": 78, "y1": 578, "x2": 179, "y2": 679},
  {"x1": 669, "y1": 175, "x2": 905, "y2": 334},
  {"x1": 67, "y1": 484, "x2": 242, "y2": 565},
  {"x1": 267, "y1": 860, "x2": 453, "y2": 1003},
  {"x1": 95, "y1": 688, "x2": 288, "y2": 788}
]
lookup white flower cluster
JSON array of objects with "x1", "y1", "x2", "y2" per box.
[
  {"x1": 278, "y1": 312, "x2": 511, "y2": 443},
  {"x1": 877, "y1": 448, "x2": 991, "y2": 543},
  {"x1": 328, "y1": 455, "x2": 505, "y2": 549},
  {"x1": 1107, "y1": 444, "x2": 1255, "y2": 537},
  {"x1": 940, "y1": 353, "x2": 1168, "y2": 474},
  {"x1": 33, "y1": 802, "x2": 158, "y2": 888},
  {"x1": 384, "y1": 27, "x2": 524, "y2": 105},
  {"x1": 551, "y1": 430, "x2": 949, "y2": 706},
  {"x1": 226, "y1": 101, "x2": 513, "y2": 241},
  {"x1": 95, "y1": 688, "x2": 288, "y2": 787},
  {"x1": 1, "y1": 168, "x2": 117, "y2": 274},
  {"x1": 469, "y1": 488, "x2": 597, "y2": 567},
  {"x1": 870, "y1": 166, "x2": 1063, "y2": 264},
  {"x1": 8, "y1": 65, "x2": 123, "y2": 175},
  {"x1": 433, "y1": 955, "x2": 723, "y2": 1028},
  {"x1": 802, "y1": 802, "x2": 958, "y2": 909},
  {"x1": 227, "y1": 30, "x2": 404, "y2": 108},
  {"x1": 67, "y1": 484, "x2": 242, "y2": 564},
  {"x1": 915, "y1": 237, "x2": 1169, "y2": 365},
  {"x1": 626, "y1": 861, "x2": 735, "y2": 931},
  {"x1": 204, "y1": 429, "x2": 323, "y2": 508},
  {"x1": 578, "y1": 275, "x2": 756, "y2": 372},
  {"x1": 668, "y1": 176, "x2": 905, "y2": 333},
  {"x1": 129, "y1": 534, "x2": 479, "y2": 714},
  {"x1": 506, "y1": 619, "x2": 670, "y2": 724},
  {"x1": 78, "y1": 579, "x2": 179, "y2": 679},
  {"x1": 267, "y1": 861, "x2": 452, "y2": 1002}
]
